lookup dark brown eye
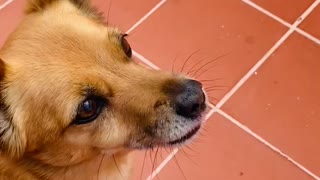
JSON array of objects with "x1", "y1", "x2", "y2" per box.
[
  {"x1": 121, "y1": 34, "x2": 132, "y2": 58},
  {"x1": 74, "y1": 97, "x2": 105, "y2": 125}
]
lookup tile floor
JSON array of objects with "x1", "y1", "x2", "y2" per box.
[{"x1": 0, "y1": 0, "x2": 319, "y2": 179}]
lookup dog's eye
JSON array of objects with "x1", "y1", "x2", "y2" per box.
[
  {"x1": 121, "y1": 34, "x2": 132, "y2": 58},
  {"x1": 74, "y1": 97, "x2": 105, "y2": 125}
]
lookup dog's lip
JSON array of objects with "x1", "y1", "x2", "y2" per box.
[{"x1": 167, "y1": 125, "x2": 201, "y2": 145}]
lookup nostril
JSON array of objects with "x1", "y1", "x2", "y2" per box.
[
  {"x1": 174, "y1": 79, "x2": 206, "y2": 119},
  {"x1": 191, "y1": 103, "x2": 200, "y2": 113}
]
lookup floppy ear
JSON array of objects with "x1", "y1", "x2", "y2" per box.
[{"x1": 0, "y1": 59, "x2": 26, "y2": 159}]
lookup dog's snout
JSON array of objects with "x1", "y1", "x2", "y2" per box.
[{"x1": 174, "y1": 80, "x2": 205, "y2": 119}]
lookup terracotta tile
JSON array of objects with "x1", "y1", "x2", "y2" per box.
[
  {"x1": 131, "y1": 150, "x2": 171, "y2": 180},
  {"x1": 156, "y1": 114, "x2": 313, "y2": 180},
  {"x1": 222, "y1": 33, "x2": 320, "y2": 176},
  {"x1": 0, "y1": 0, "x2": 26, "y2": 47},
  {"x1": 91, "y1": 0, "x2": 160, "y2": 31},
  {"x1": 299, "y1": 4, "x2": 320, "y2": 40},
  {"x1": 251, "y1": 0, "x2": 315, "y2": 23},
  {"x1": 0, "y1": 0, "x2": 10, "y2": 7},
  {"x1": 0, "y1": 0, "x2": 160, "y2": 47},
  {"x1": 128, "y1": 0, "x2": 287, "y2": 105}
]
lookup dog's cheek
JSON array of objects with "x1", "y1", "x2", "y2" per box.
[
  {"x1": 94, "y1": 117, "x2": 130, "y2": 148},
  {"x1": 0, "y1": 59, "x2": 27, "y2": 158},
  {"x1": 77, "y1": 112, "x2": 137, "y2": 150},
  {"x1": 0, "y1": 110, "x2": 27, "y2": 159},
  {"x1": 64, "y1": 125, "x2": 94, "y2": 146},
  {"x1": 28, "y1": 126, "x2": 100, "y2": 166},
  {"x1": 31, "y1": 141, "x2": 98, "y2": 166}
]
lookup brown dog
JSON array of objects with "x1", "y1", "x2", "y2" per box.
[{"x1": 0, "y1": 0, "x2": 207, "y2": 179}]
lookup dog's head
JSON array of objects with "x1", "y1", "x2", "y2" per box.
[{"x1": 0, "y1": 0, "x2": 207, "y2": 166}]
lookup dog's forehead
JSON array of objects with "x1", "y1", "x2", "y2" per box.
[
  {"x1": 1, "y1": 7, "x2": 128, "y2": 75},
  {"x1": 0, "y1": 1, "x2": 129, "y2": 104},
  {"x1": 2, "y1": 0, "x2": 125, "y2": 65}
]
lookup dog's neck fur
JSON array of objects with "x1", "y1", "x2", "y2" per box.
[{"x1": 18, "y1": 151, "x2": 132, "y2": 180}]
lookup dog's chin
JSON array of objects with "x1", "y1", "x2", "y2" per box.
[
  {"x1": 164, "y1": 115, "x2": 204, "y2": 147},
  {"x1": 166, "y1": 124, "x2": 201, "y2": 146},
  {"x1": 133, "y1": 114, "x2": 205, "y2": 150}
]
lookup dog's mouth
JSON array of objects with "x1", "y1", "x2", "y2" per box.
[{"x1": 167, "y1": 125, "x2": 201, "y2": 145}]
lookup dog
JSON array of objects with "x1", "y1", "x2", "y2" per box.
[{"x1": 0, "y1": 0, "x2": 207, "y2": 179}]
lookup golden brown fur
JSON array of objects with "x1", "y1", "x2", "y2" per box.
[{"x1": 0, "y1": 0, "x2": 207, "y2": 179}]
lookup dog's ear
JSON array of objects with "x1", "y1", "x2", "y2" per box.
[
  {"x1": 0, "y1": 59, "x2": 4, "y2": 79},
  {"x1": 26, "y1": 0, "x2": 87, "y2": 14},
  {"x1": 26, "y1": 0, "x2": 104, "y2": 22},
  {"x1": 0, "y1": 59, "x2": 26, "y2": 158}
]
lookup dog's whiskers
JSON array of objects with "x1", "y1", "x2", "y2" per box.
[
  {"x1": 171, "y1": 53, "x2": 180, "y2": 73},
  {"x1": 97, "y1": 153, "x2": 106, "y2": 180},
  {"x1": 172, "y1": 148, "x2": 187, "y2": 180},
  {"x1": 185, "y1": 57, "x2": 208, "y2": 75},
  {"x1": 63, "y1": 156, "x2": 72, "y2": 180},
  {"x1": 192, "y1": 53, "x2": 229, "y2": 79},
  {"x1": 139, "y1": 151, "x2": 148, "y2": 180},
  {"x1": 179, "y1": 49, "x2": 201, "y2": 74},
  {"x1": 112, "y1": 154, "x2": 125, "y2": 180},
  {"x1": 105, "y1": 0, "x2": 113, "y2": 27}
]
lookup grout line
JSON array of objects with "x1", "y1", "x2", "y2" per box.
[
  {"x1": 283, "y1": 0, "x2": 319, "y2": 24},
  {"x1": 133, "y1": 50, "x2": 160, "y2": 70},
  {"x1": 146, "y1": 148, "x2": 179, "y2": 180},
  {"x1": 296, "y1": 28, "x2": 320, "y2": 45},
  {"x1": 208, "y1": 102, "x2": 216, "y2": 110},
  {"x1": 242, "y1": 0, "x2": 291, "y2": 27},
  {"x1": 145, "y1": 108, "x2": 217, "y2": 180},
  {"x1": 216, "y1": 109, "x2": 320, "y2": 180},
  {"x1": 125, "y1": 0, "x2": 167, "y2": 34},
  {"x1": 216, "y1": 0, "x2": 320, "y2": 109},
  {"x1": 0, "y1": 0, "x2": 13, "y2": 10},
  {"x1": 242, "y1": 0, "x2": 320, "y2": 45},
  {"x1": 203, "y1": 106, "x2": 218, "y2": 123}
]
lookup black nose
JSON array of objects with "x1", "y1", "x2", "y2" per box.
[{"x1": 174, "y1": 80, "x2": 205, "y2": 118}]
